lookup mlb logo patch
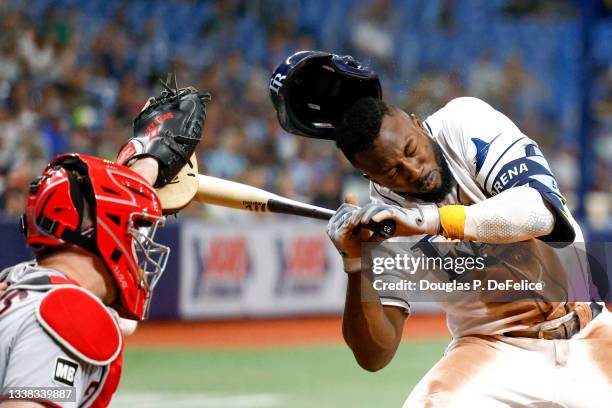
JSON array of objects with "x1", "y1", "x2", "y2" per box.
[{"x1": 54, "y1": 357, "x2": 78, "y2": 386}]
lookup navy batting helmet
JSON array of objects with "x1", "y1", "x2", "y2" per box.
[{"x1": 269, "y1": 50, "x2": 382, "y2": 140}]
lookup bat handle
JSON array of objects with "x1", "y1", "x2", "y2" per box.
[{"x1": 364, "y1": 219, "x2": 396, "y2": 239}]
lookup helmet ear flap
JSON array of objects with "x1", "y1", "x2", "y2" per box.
[
  {"x1": 56, "y1": 156, "x2": 97, "y2": 233},
  {"x1": 65, "y1": 169, "x2": 86, "y2": 231},
  {"x1": 59, "y1": 164, "x2": 99, "y2": 254},
  {"x1": 22, "y1": 175, "x2": 45, "y2": 239}
]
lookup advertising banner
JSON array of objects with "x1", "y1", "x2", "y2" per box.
[{"x1": 179, "y1": 220, "x2": 349, "y2": 319}]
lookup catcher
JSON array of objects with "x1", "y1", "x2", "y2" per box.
[
  {"x1": 0, "y1": 83, "x2": 210, "y2": 407},
  {"x1": 270, "y1": 51, "x2": 611, "y2": 407}
]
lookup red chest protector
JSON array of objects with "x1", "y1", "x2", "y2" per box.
[{"x1": 36, "y1": 285, "x2": 124, "y2": 407}]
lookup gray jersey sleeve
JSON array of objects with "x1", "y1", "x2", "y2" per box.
[{"x1": 0, "y1": 292, "x2": 107, "y2": 407}]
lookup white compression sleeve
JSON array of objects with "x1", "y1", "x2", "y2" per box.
[{"x1": 463, "y1": 186, "x2": 555, "y2": 243}]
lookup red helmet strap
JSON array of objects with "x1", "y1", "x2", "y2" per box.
[
  {"x1": 57, "y1": 164, "x2": 100, "y2": 255},
  {"x1": 56, "y1": 219, "x2": 99, "y2": 255}
]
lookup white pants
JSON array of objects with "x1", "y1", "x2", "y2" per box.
[{"x1": 404, "y1": 308, "x2": 612, "y2": 407}]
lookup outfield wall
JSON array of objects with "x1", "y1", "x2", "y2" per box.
[
  {"x1": 4, "y1": 217, "x2": 608, "y2": 320},
  {"x1": 0, "y1": 217, "x2": 356, "y2": 319},
  {"x1": 177, "y1": 219, "x2": 346, "y2": 319}
]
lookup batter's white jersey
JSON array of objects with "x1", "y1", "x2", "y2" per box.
[
  {"x1": 0, "y1": 262, "x2": 120, "y2": 407},
  {"x1": 370, "y1": 97, "x2": 590, "y2": 337}
]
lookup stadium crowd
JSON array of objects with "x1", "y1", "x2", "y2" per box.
[{"x1": 0, "y1": 0, "x2": 609, "y2": 226}]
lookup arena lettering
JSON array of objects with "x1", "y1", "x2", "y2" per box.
[{"x1": 492, "y1": 163, "x2": 528, "y2": 194}]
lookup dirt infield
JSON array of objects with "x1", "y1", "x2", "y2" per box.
[{"x1": 125, "y1": 314, "x2": 449, "y2": 349}]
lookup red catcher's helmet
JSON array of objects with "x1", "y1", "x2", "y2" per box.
[{"x1": 21, "y1": 153, "x2": 169, "y2": 320}]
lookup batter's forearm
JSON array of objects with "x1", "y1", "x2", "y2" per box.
[
  {"x1": 439, "y1": 186, "x2": 555, "y2": 243},
  {"x1": 342, "y1": 273, "x2": 402, "y2": 371}
]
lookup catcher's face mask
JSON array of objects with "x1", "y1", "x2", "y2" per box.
[{"x1": 128, "y1": 212, "x2": 170, "y2": 319}]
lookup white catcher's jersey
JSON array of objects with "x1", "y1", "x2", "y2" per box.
[
  {"x1": 370, "y1": 97, "x2": 588, "y2": 337},
  {"x1": 0, "y1": 263, "x2": 113, "y2": 407}
]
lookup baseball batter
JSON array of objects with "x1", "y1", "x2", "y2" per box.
[
  {"x1": 270, "y1": 51, "x2": 611, "y2": 407},
  {"x1": 0, "y1": 84, "x2": 209, "y2": 407}
]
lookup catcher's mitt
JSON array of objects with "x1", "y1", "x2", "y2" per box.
[{"x1": 117, "y1": 76, "x2": 211, "y2": 188}]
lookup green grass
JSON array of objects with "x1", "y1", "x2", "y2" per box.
[{"x1": 116, "y1": 339, "x2": 448, "y2": 408}]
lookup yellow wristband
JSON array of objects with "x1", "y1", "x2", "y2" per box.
[{"x1": 439, "y1": 205, "x2": 466, "y2": 240}]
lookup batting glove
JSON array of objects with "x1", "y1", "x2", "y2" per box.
[
  {"x1": 326, "y1": 202, "x2": 364, "y2": 273},
  {"x1": 357, "y1": 203, "x2": 441, "y2": 237}
]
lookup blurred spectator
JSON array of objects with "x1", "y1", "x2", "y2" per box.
[
  {"x1": 0, "y1": 40, "x2": 20, "y2": 84},
  {"x1": 204, "y1": 127, "x2": 248, "y2": 180},
  {"x1": 402, "y1": 70, "x2": 465, "y2": 118},
  {"x1": 503, "y1": 0, "x2": 576, "y2": 18},
  {"x1": 0, "y1": 105, "x2": 18, "y2": 171},
  {"x1": 499, "y1": 52, "x2": 547, "y2": 123},
  {"x1": 350, "y1": 0, "x2": 397, "y2": 66},
  {"x1": 18, "y1": 26, "x2": 57, "y2": 78},
  {"x1": 0, "y1": 0, "x2": 607, "y2": 229},
  {"x1": 3, "y1": 186, "x2": 28, "y2": 217},
  {"x1": 437, "y1": 0, "x2": 456, "y2": 32},
  {"x1": 592, "y1": 67, "x2": 612, "y2": 195},
  {"x1": 467, "y1": 50, "x2": 504, "y2": 105},
  {"x1": 312, "y1": 172, "x2": 342, "y2": 210},
  {"x1": 2, "y1": 164, "x2": 34, "y2": 217}
]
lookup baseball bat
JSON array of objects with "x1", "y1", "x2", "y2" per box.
[{"x1": 195, "y1": 174, "x2": 396, "y2": 238}]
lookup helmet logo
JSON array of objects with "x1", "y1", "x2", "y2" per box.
[{"x1": 269, "y1": 73, "x2": 286, "y2": 94}]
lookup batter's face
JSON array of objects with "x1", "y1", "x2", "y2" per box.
[{"x1": 352, "y1": 108, "x2": 453, "y2": 203}]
